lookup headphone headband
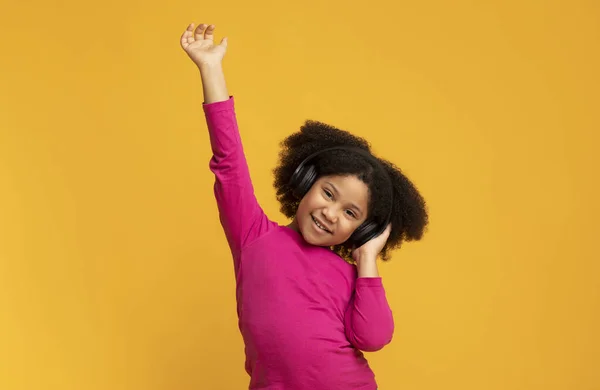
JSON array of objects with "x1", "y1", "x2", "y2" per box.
[{"x1": 290, "y1": 146, "x2": 373, "y2": 180}]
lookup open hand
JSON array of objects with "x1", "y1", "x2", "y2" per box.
[{"x1": 180, "y1": 23, "x2": 228, "y2": 68}]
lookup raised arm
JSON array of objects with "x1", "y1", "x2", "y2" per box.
[{"x1": 180, "y1": 23, "x2": 272, "y2": 267}]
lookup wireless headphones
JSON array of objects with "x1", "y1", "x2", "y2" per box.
[{"x1": 288, "y1": 146, "x2": 393, "y2": 248}]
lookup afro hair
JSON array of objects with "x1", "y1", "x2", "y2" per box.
[{"x1": 273, "y1": 120, "x2": 429, "y2": 263}]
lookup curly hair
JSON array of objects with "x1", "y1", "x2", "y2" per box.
[{"x1": 273, "y1": 120, "x2": 429, "y2": 263}]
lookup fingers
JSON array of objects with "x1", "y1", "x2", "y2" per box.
[
  {"x1": 205, "y1": 24, "x2": 216, "y2": 41},
  {"x1": 194, "y1": 23, "x2": 215, "y2": 41},
  {"x1": 180, "y1": 23, "x2": 194, "y2": 48},
  {"x1": 379, "y1": 223, "x2": 392, "y2": 240},
  {"x1": 182, "y1": 22, "x2": 223, "y2": 51},
  {"x1": 194, "y1": 23, "x2": 206, "y2": 40}
]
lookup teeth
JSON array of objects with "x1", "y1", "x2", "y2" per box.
[{"x1": 312, "y1": 216, "x2": 328, "y2": 231}]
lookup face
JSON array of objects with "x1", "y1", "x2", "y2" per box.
[{"x1": 289, "y1": 175, "x2": 370, "y2": 247}]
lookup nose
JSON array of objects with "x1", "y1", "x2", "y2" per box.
[{"x1": 322, "y1": 207, "x2": 338, "y2": 224}]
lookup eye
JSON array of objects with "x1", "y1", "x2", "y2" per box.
[
  {"x1": 323, "y1": 189, "x2": 333, "y2": 199},
  {"x1": 345, "y1": 210, "x2": 357, "y2": 218}
]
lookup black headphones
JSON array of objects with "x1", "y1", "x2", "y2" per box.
[{"x1": 288, "y1": 146, "x2": 393, "y2": 248}]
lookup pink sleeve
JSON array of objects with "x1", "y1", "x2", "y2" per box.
[
  {"x1": 203, "y1": 97, "x2": 272, "y2": 270},
  {"x1": 344, "y1": 277, "x2": 395, "y2": 352}
]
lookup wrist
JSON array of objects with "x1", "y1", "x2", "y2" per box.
[
  {"x1": 197, "y1": 62, "x2": 229, "y2": 104},
  {"x1": 356, "y1": 255, "x2": 379, "y2": 277},
  {"x1": 197, "y1": 61, "x2": 223, "y2": 72}
]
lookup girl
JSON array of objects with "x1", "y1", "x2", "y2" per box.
[{"x1": 180, "y1": 22, "x2": 428, "y2": 390}]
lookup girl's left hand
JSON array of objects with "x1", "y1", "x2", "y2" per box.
[{"x1": 351, "y1": 223, "x2": 392, "y2": 263}]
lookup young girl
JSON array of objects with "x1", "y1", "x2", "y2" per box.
[{"x1": 180, "y1": 22, "x2": 428, "y2": 390}]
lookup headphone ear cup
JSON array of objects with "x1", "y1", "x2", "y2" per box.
[
  {"x1": 349, "y1": 221, "x2": 381, "y2": 248},
  {"x1": 292, "y1": 164, "x2": 318, "y2": 199},
  {"x1": 289, "y1": 167, "x2": 302, "y2": 197}
]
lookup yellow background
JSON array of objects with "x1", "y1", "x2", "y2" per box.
[{"x1": 1, "y1": 0, "x2": 598, "y2": 389}]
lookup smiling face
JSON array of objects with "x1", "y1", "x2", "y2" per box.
[{"x1": 288, "y1": 174, "x2": 370, "y2": 247}]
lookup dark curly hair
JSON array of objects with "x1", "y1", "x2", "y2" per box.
[{"x1": 273, "y1": 120, "x2": 429, "y2": 263}]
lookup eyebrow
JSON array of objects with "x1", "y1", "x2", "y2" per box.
[{"x1": 325, "y1": 181, "x2": 364, "y2": 216}]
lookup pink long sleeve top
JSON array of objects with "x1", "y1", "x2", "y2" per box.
[{"x1": 204, "y1": 96, "x2": 394, "y2": 390}]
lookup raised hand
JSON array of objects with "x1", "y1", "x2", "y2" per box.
[
  {"x1": 351, "y1": 224, "x2": 392, "y2": 277},
  {"x1": 180, "y1": 23, "x2": 228, "y2": 68}
]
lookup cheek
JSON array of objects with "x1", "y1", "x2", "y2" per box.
[
  {"x1": 335, "y1": 220, "x2": 360, "y2": 239},
  {"x1": 299, "y1": 191, "x2": 320, "y2": 211},
  {"x1": 296, "y1": 196, "x2": 314, "y2": 222}
]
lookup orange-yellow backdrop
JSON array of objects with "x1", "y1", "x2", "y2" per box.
[{"x1": 1, "y1": 0, "x2": 598, "y2": 389}]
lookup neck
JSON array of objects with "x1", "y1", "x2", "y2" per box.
[{"x1": 287, "y1": 218, "x2": 299, "y2": 232}]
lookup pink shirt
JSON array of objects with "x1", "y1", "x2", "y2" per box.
[{"x1": 204, "y1": 97, "x2": 394, "y2": 389}]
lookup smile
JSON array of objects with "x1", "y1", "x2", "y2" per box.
[{"x1": 311, "y1": 215, "x2": 332, "y2": 234}]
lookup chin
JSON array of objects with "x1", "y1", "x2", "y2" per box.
[
  {"x1": 299, "y1": 222, "x2": 340, "y2": 247},
  {"x1": 297, "y1": 222, "x2": 325, "y2": 246}
]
